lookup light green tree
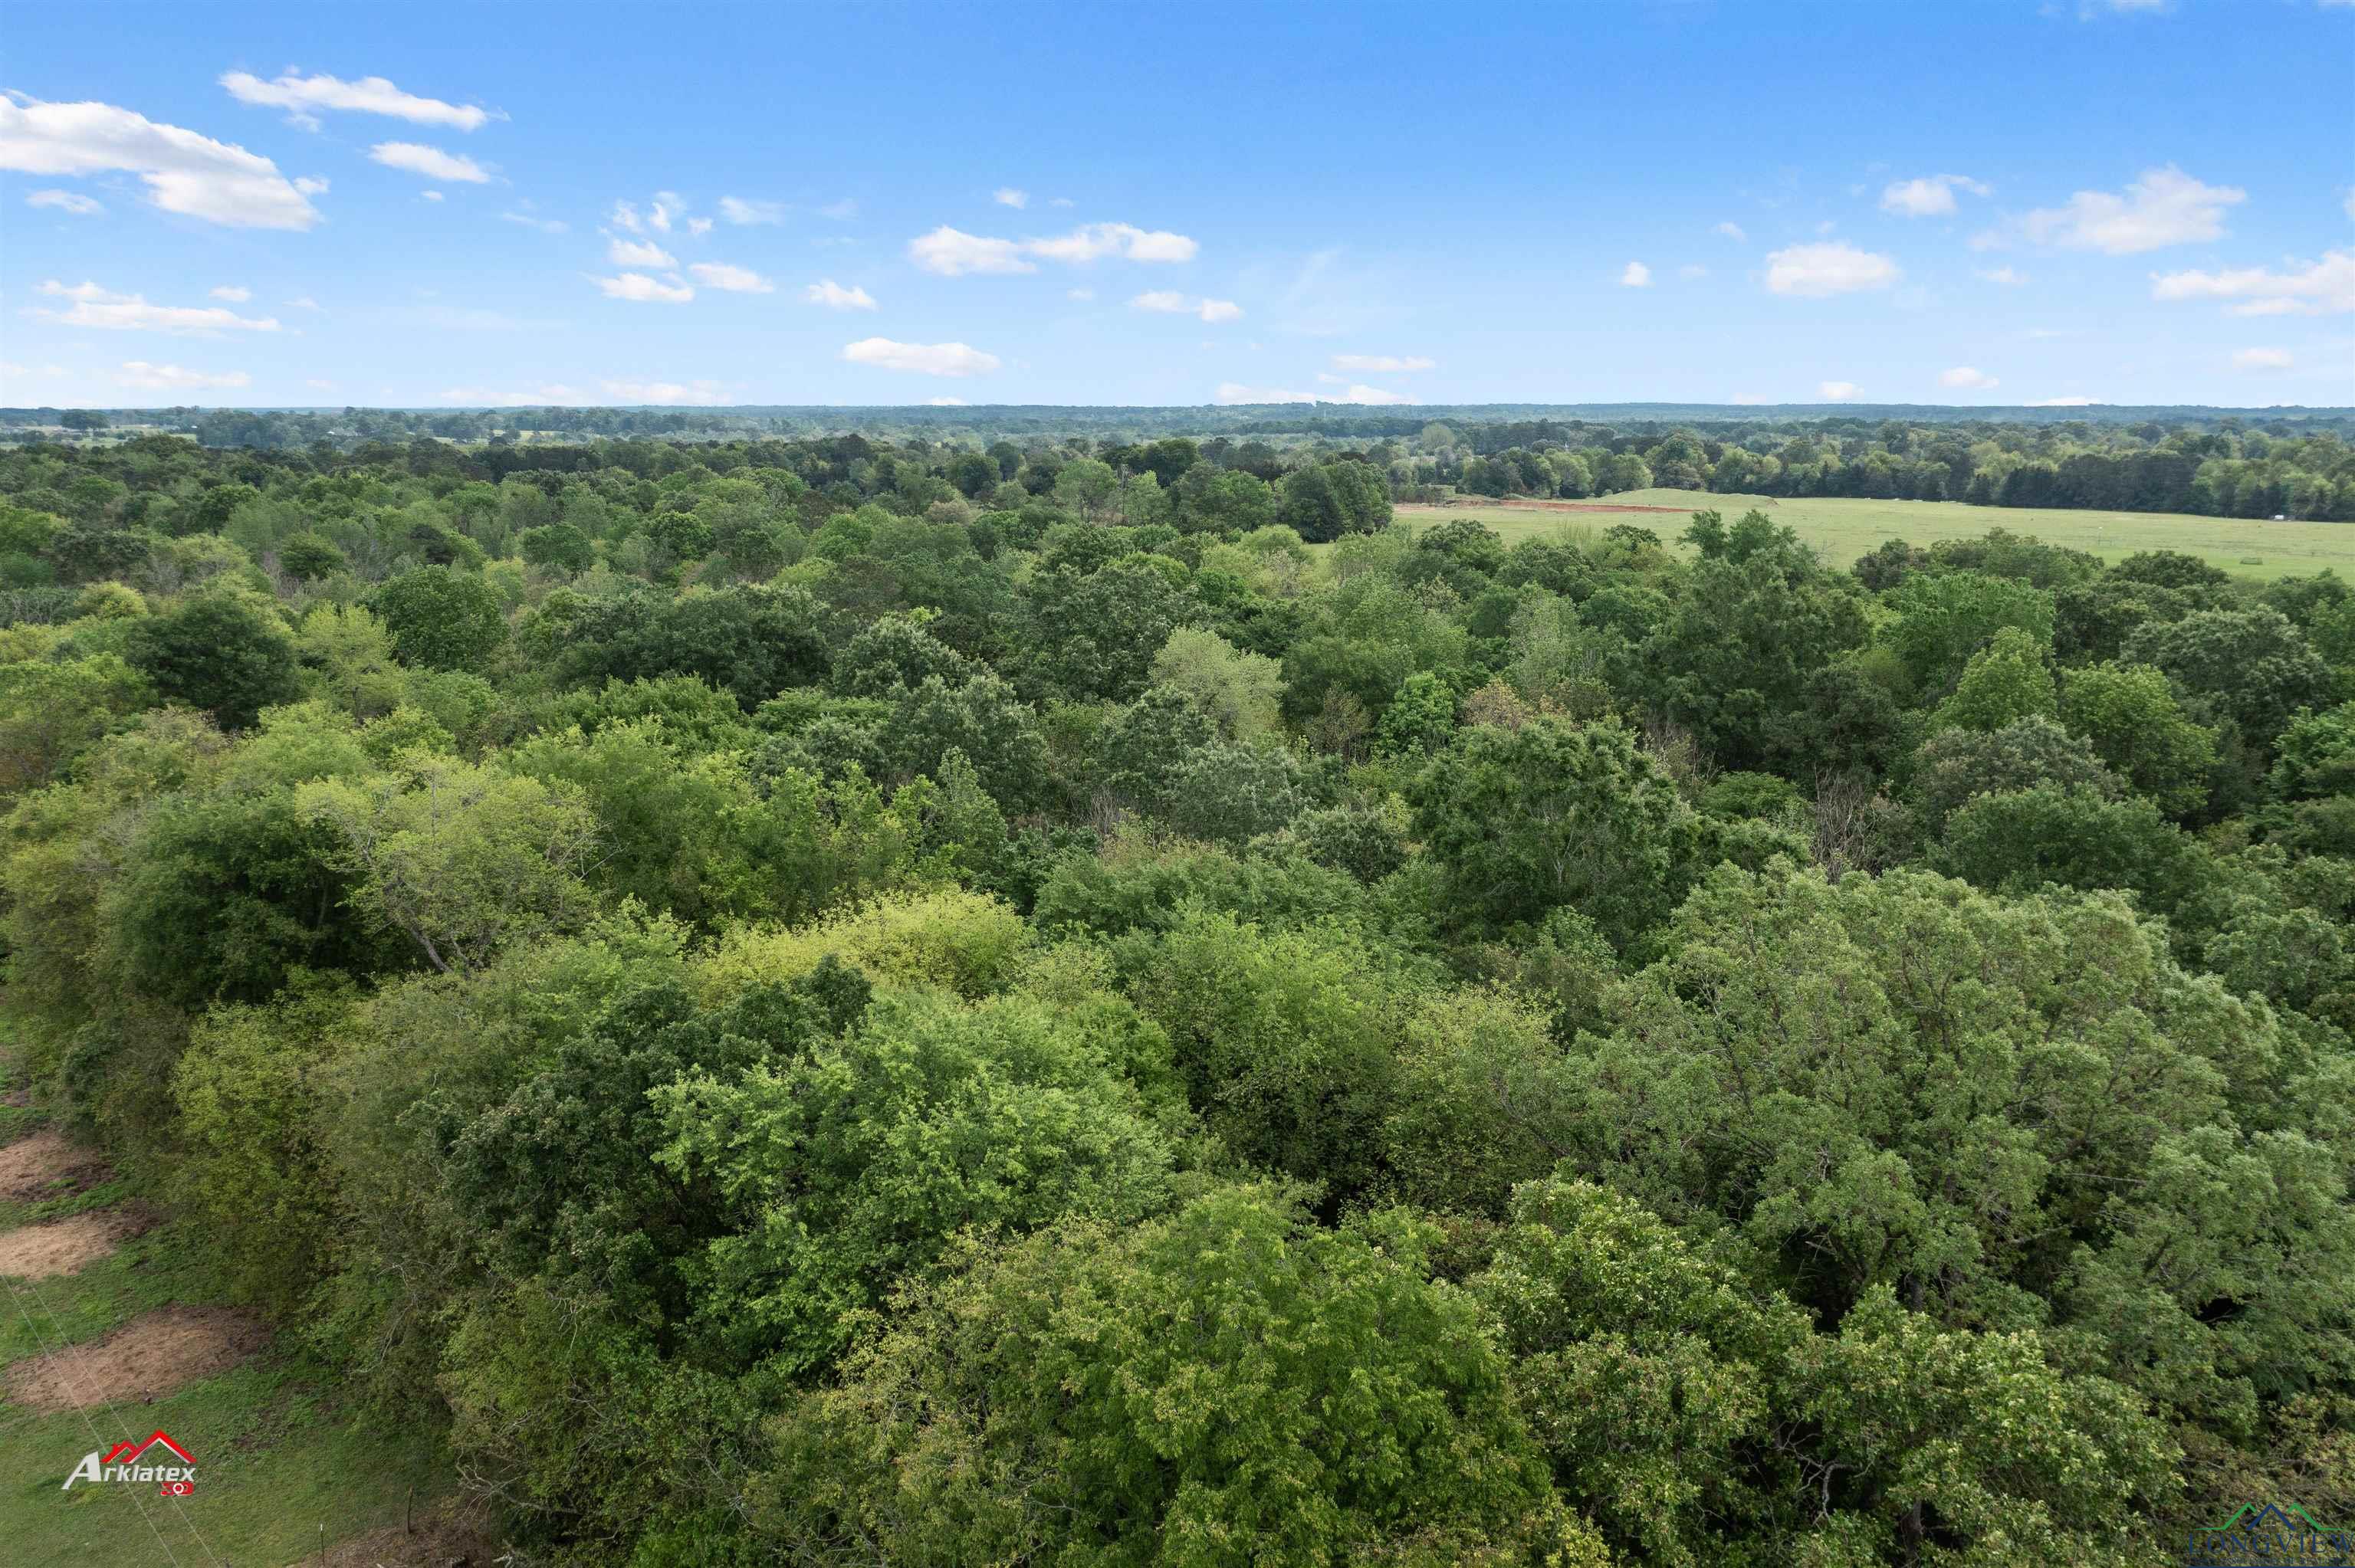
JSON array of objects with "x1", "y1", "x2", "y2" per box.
[
  {"x1": 2059, "y1": 660, "x2": 2218, "y2": 816},
  {"x1": 760, "y1": 1188, "x2": 1577, "y2": 1566},
  {"x1": 298, "y1": 754, "x2": 599, "y2": 974},
  {"x1": 1147, "y1": 626, "x2": 1283, "y2": 742}
]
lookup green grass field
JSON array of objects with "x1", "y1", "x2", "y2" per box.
[
  {"x1": 0, "y1": 1067, "x2": 459, "y2": 1568},
  {"x1": 1395, "y1": 490, "x2": 2355, "y2": 582}
]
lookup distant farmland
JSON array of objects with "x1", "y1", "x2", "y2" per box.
[{"x1": 1395, "y1": 490, "x2": 2354, "y2": 582}]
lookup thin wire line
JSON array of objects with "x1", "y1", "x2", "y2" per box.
[
  {"x1": 0, "y1": 1268, "x2": 185, "y2": 1568},
  {"x1": 12, "y1": 1241, "x2": 232, "y2": 1568}
]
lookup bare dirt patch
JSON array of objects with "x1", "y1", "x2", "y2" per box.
[
  {"x1": 0, "y1": 1127, "x2": 113, "y2": 1201},
  {"x1": 3, "y1": 1304, "x2": 266, "y2": 1411},
  {"x1": 301, "y1": 1497, "x2": 506, "y2": 1567},
  {"x1": 0, "y1": 1204, "x2": 156, "y2": 1279}
]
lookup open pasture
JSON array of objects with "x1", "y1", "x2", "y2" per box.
[{"x1": 1395, "y1": 490, "x2": 2354, "y2": 582}]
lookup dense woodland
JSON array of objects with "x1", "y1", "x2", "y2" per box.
[
  {"x1": 10, "y1": 402, "x2": 2355, "y2": 520},
  {"x1": 2, "y1": 422, "x2": 2352, "y2": 1565}
]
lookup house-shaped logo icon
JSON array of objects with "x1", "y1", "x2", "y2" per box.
[
  {"x1": 100, "y1": 1432, "x2": 194, "y2": 1467},
  {"x1": 2187, "y1": 1501, "x2": 2354, "y2": 1566}
]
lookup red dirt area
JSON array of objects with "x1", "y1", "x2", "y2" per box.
[
  {"x1": 0, "y1": 1128, "x2": 113, "y2": 1201},
  {"x1": 0, "y1": 1204, "x2": 156, "y2": 1279},
  {"x1": 2, "y1": 1304, "x2": 267, "y2": 1411}
]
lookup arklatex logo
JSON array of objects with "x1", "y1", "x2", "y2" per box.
[{"x1": 63, "y1": 1430, "x2": 197, "y2": 1496}]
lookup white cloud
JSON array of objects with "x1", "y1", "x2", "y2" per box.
[
  {"x1": 1620, "y1": 261, "x2": 1652, "y2": 287},
  {"x1": 928, "y1": 396, "x2": 969, "y2": 406},
  {"x1": 804, "y1": 279, "x2": 877, "y2": 310},
  {"x1": 1997, "y1": 166, "x2": 2244, "y2": 254},
  {"x1": 218, "y1": 71, "x2": 493, "y2": 131},
  {"x1": 209, "y1": 284, "x2": 251, "y2": 302},
  {"x1": 0, "y1": 94, "x2": 322, "y2": 228},
  {"x1": 993, "y1": 187, "x2": 1028, "y2": 208},
  {"x1": 719, "y1": 196, "x2": 784, "y2": 225},
  {"x1": 1678, "y1": 264, "x2": 1708, "y2": 280},
  {"x1": 2027, "y1": 395, "x2": 2098, "y2": 406},
  {"x1": 37, "y1": 280, "x2": 281, "y2": 334},
  {"x1": 1765, "y1": 241, "x2": 1901, "y2": 296},
  {"x1": 1050, "y1": 196, "x2": 1074, "y2": 208},
  {"x1": 421, "y1": 189, "x2": 443, "y2": 202},
  {"x1": 287, "y1": 296, "x2": 320, "y2": 310},
  {"x1": 1939, "y1": 366, "x2": 2000, "y2": 389},
  {"x1": 26, "y1": 188, "x2": 101, "y2": 215},
  {"x1": 304, "y1": 379, "x2": 334, "y2": 391},
  {"x1": 2150, "y1": 251, "x2": 2353, "y2": 317},
  {"x1": 2232, "y1": 346, "x2": 2294, "y2": 371},
  {"x1": 612, "y1": 195, "x2": 684, "y2": 235},
  {"x1": 602, "y1": 378, "x2": 729, "y2": 405},
  {"x1": 818, "y1": 198, "x2": 857, "y2": 220},
  {"x1": 841, "y1": 337, "x2": 1000, "y2": 376},
  {"x1": 1211, "y1": 381, "x2": 1405, "y2": 405},
  {"x1": 113, "y1": 360, "x2": 250, "y2": 391},
  {"x1": 1714, "y1": 221, "x2": 1747, "y2": 241},
  {"x1": 593, "y1": 271, "x2": 694, "y2": 303},
  {"x1": 1129, "y1": 290, "x2": 1240, "y2": 322},
  {"x1": 501, "y1": 209, "x2": 567, "y2": 234},
  {"x1": 910, "y1": 219, "x2": 1199, "y2": 275},
  {"x1": 1066, "y1": 287, "x2": 1095, "y2": 302},
  {"x1": 368, "y1": 141, "x2": 490, "y2": 183},
  {"x1": 1976, "y1": 265, "x2": 2028, "y2": 285},
  {"x1": 687, "y1": 218, "x2": 711, "y2": 237},
  {"x1": 439, "y1": 382, "x2": 586, "y2": 405},
  {"x1": 1879, "y1": 173, "x2": 1990, "y2": 217},
  {"x1": 1331, "y1": 354, "x2": 1434, "y2": 372},
  {"x1": 0, "y1": 362, "x2": 71, "y2": 392},
  {"x1": 909, "y1": 225, "x2": 1034, "y2": 275},
  {"x1": 1215, "y1": 384, "x2": 1317, "y2": 403},
  {"x1": 1818, "y1": 380, "x2": 1864, "y2": 400},
  {"x1": 294, "y1": 175, "x2": 328, "y2": 195},
  {"x1": 688, "y1": 261, "x2": 774, "y2": 294},
  {"x1": 606, "y1": 233, "x2": 677, "y2": 267},
  {"x1": 1025, "y1": 221, "x2": 1197, "y2": 263}
]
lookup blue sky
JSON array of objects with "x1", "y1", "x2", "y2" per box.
[{"x1": 4, "y1": 0, "x2": 2351, "y2": 410}]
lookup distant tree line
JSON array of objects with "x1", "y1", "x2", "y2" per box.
[
  {"x1": 8, "y1": 405, "x2": 2349, "y2": 520},
  {"x1": 1423, "y1": 419, "x2": 2355, "y2": 520}
]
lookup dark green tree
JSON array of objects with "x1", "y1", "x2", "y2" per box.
[{"x1": 124, "y1": 591, "x2": 300, "y2": 729}]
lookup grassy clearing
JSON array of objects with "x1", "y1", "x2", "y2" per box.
[
  {"x1": 0, "y1": 1066, "x2": 461, "y2": 1568},
  {"x1": 1394, "y1": 490, "x2": 2355, "y2": 582}
]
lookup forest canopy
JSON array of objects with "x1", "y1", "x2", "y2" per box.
[{"x1": 1, "y1": 418, "x2": 2350, "y2": 1565}]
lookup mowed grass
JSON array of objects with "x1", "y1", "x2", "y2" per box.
[{"x1": 1394, "y1": 490, "x2": 2355, "y2": 582}]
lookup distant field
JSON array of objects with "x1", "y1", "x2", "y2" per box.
[{"x1": 1393, "y1": 490, "x2": 2353, "y2": 582}]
